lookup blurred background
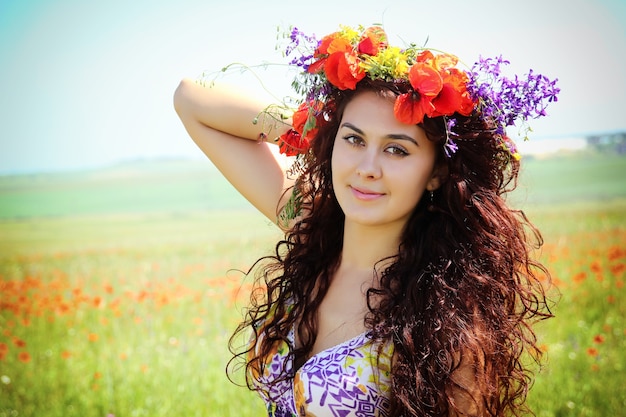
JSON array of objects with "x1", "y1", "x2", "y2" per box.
[
  {"x1": 1, "y1": 0, "x2": 625, "y2": 174},
  {"x1": 0, "y1": 1, "x2": 625, "y2": 416}
]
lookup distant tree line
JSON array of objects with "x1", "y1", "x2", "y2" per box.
[{"x1": 586, "y1": 131, "x2": 626, "y2": 154}]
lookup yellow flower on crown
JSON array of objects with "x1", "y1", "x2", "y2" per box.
[
  {"x1": 337, "y1": 25, "x2": 361, "y2": 43},
  {"x1": 361, "y1": 46, "x2": 410, "y2": 80}
]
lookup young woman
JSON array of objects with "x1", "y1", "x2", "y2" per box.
[{"x1": 174, "y1": 25, "x2": 558, "y2": 417}]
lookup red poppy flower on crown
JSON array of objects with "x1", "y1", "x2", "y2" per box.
[
  {"x1": 306, "y1": 26, "x2": 387, "y2": 89},
  {"x1": 277, "y1": 101, "x2": 325, "y2": 157},
  {"x1": 276, "y1": 24, "x2": 559, "y2": 159}
]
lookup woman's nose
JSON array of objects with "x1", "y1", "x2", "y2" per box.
[{"x1": 355, "y1": 149, "x2": 382, "y2": 179}]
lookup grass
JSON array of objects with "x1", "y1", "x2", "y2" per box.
[
  {"x1": 524, "y1": 204, "x2": 625, "y2": 416},
  {"x1": 0, "y1": 210, "x2": 279, "y2": 417},
  {"x1": 1, "y1": 151, "x2": 625, "y2": 416}
]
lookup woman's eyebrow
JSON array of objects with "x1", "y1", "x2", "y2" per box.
[
  {"x1": 340, "y1": 122, "x2": 418, "y2": 146},
  {"x1": 386, "y1": 133, "x2": 418, "y2": 146},
  {"x1": 340, "y1": 122, "x2": 364, "y2": 135}
]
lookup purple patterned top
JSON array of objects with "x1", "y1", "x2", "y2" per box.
[{"x1": 251, "y1": 326, "x2": 394, "y2": 416}]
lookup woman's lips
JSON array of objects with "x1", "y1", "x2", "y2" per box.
[{"x1": 350, "y1": 186, "x2": 385, "y2": 201}]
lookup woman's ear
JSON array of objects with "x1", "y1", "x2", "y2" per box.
[{"x1": 426, "y1": 163, "x2": 449, "y2": 191}]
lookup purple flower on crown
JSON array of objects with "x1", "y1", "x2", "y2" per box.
[
  {"x1": 284, "y1": 27, "x2": 319, "y2": 71},
  {"x1": 467, "y1": 56, "x2": 560, "y2": 138}
]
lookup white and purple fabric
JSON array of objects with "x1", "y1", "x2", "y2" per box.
[{"x1": 252, "y1": 327, "x2": 394, "y2": 417}]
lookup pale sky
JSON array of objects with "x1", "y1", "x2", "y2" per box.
[{"x1": 1, "y1": 0, "x2": 625, "y2": 174}]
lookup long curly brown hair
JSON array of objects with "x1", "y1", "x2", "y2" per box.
[{"x1": 228, "y1": 79, "x2": 553, "y2": 417}]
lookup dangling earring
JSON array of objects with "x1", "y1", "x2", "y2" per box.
[{"x1": 427, "y1": 190, "x2": 435, "y2": 212}]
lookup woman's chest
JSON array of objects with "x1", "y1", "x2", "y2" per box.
[
  {"x1": 309, "y1": 273, "x2": 377, "y2": 358},
  {"x1": 262, "y1": 330, "x2": 394, "y2": 417},
  {"x1": 293, "y1": 333, "x2": 393, "y2": 416}
]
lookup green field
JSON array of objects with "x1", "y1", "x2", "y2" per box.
[{"x1": 1, "y1": 152, "x2": 625, "y2": 416}]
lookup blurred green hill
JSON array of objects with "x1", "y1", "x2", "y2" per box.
[
  {"x1": 0, "y1": 159, "x2": 248, "y2": 219},
  {"x1": 0, "y1": 152, "x2": 625, "y2": 220}
]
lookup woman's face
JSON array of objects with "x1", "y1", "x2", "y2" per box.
[{"x1": 331, "y1": 91, "x2": 441, "y2": 231}]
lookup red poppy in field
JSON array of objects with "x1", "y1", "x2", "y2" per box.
[
  {"x1": 92, "y1": 296, "x2": 103, "y2": 308},
  {"x1": 18, "y1": 351, "x2": 31, "y2": 363},
  {"x1": 607, "y1": 246, "x2": 626, "y2": 261},
  {"x1": 593, "y1": 334, "x2": 605, "y2": 344},
  {"x1": 572, "y1": 272, "x2": 587, "y2": 284},
  {"x1": 103, "y1": 283, "x2": 114, "y2": 294},
  {"x1": 611, "y1": 264, "x2": 625, "y2": 276},
  {"x1": 590, "y1": 261, "x2": 602, "y2": 274},
  {"x1": 136, "y1": 291, "x2": 149, "y2": 303},
  {"x1": 57, "y1": 302, "x2": 71, "y2": 315}
]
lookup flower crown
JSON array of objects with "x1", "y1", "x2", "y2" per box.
[{"x1": 273, "y1": 24, "x2": 559, "y2": 160}]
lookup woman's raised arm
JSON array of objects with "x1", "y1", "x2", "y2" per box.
[{"x1": 173, "y1": 78, "x2": 293, "y2": 224}]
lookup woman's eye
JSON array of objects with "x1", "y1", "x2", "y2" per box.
[
  {"x1": 385, "y1": 145, "x2": 409, "y2": 156},
  {"x1": 343, "y1": 135, "x2": 364, "y2": 146}
]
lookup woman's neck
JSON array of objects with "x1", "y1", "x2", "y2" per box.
[{"x1": 338, "y1": 220, "x2": 403, "y2": 275}]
